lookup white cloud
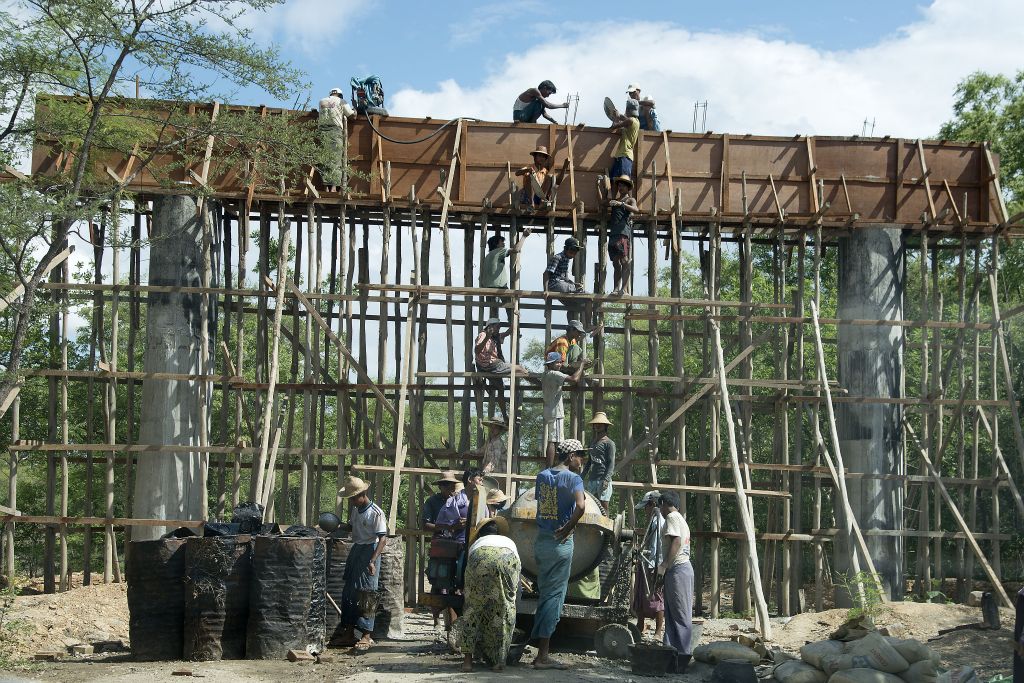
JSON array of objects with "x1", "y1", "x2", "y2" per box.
[
  {"x1": 390, "y1": 0, "x2": 1024, "y2": 138},
  {"x1": 448, "y1": 1, "x2": 547, "y2": 47},
  {"x1": 231, "y1": 0, "x2": 372, "y2": 54}
]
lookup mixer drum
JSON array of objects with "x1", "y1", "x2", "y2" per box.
[{"x1": 500, "y1": 487, "x2": 614, "y2": 581}]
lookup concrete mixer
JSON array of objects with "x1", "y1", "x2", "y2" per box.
[{"x1": 497, "y1": 487, "x2": 638, "y2": 659}]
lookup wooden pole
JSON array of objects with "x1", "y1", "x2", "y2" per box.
[
  {"x1": 710, "y1": 319, "x2": 771, "y2": 638},
  {"x1": 253, "y1": 205, "x2": 290, "y2": 503},
  {"x1": 903, "y1": 420, "x2": 1012, "y2": 608}
]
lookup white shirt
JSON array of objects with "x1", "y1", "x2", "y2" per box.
[
  {"x1": 542, "y1": 369, "x2": 569, "y2": 421},
  {"x1": 351, "y1": 501, "x2": 387, "y2": 545},
  {"x1": 468, "y1": 534, "x2": 519, "y2": 558},
  {"x1": 662, "y1": 510, "x2": 691, "y2": 566},
  {"x1": 318, "y1": 94, "x2": 355, "y2": 128}
]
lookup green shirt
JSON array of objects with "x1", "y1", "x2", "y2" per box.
[
  {"x1": 615, "y1": 117, "x2": 639, "y2": 160},
  {"x1": 480, "y1": 246, "x2": 510, "y2": 288}
]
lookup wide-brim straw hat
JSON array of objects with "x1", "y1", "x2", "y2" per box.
[
  {"x1": 486, "y1": 488, "x2": 509, "y2": 505},
  {"x1": 474, "y1": 515, "x2": 510, "y2": 537},
  {"x1": 531, "y1": 145, "x2": 550, "y2": 158},
  {"x1": 340, "y1": 475, "x2": 370, "y2": 498},
  {"x1": 482, "y1": 417, "x2": 508, "y2": 430},
  {"x1": 589, "y1": 411, "x2": 612, "y2": 426},
  {"x1": 615, "y1": 174, "x2": 633, "y2": 187},
  {"x1": 433, "y1": 470, "x2": 461, "y2": 486}
]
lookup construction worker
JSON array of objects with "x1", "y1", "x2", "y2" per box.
[
  {"x1": 475, "y1": 318, "x2": 530, "y2": 378},
  {"x1": 476, "y1": 417, "x2": 509, "y2": 474},
  {"x1": 480, "y1": 228, "x2": 533, "y2": 320},
  {"x1": 542, "y1": 351, "x2": 584, "y2": 467},
  {"x1": 633, "y1": 490, "x2": 665, "y2": 642},
  {"x1": 543, "y1": 237, "x2": 589, "y2": 325},
  {"x1": 639, "y1": 97, "x2": 661, "y2": 132},
  {"x1": 317, "y1": 87, "x2": 355, "y2": 193},
  {"x1": 512, "y1": 80, "x2": 569, "y2": 124},
  {"x1": 545, "y1": 319, "x2": 601, "y2": 374},
  {"x1": 626, "y1": 83, "x2": 642, "y2": 109},
  {"x1": 607, "y1": 175, "x2": 639, "y2": 296},
  {"x1": 581, "y1": 411, "x2": 616, "y2": 510},
  {"x1": 515, "y1": 146, "x2": 553, "y2": 210},
  {"x1": 531, "y1": 439, "x2": 588, "y2": 670},
  {"x1": 607, "y1": 100, "x2": 640, "y2": 186},
  {"x1": 658, "y1": 491, "x2": 694, "y2": 672},
  {"x1": 338, "y1": 476, "x2": 388, "y2": 651}
]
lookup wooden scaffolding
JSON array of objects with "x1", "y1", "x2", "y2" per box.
[{"x1": 2, "y1": 99, "x2": 1022, "y2": 620}]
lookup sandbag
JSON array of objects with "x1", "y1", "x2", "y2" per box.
[
  {"x1": 936, "y1": 667, "x2": 978, "y2": 683},
  {"x1": 824, "y1": 632, "x2": 909, "y2": 674},
  {"x1": 829, "y1": 669, "x2": 905, "y2": 683},
  {"x1": 830, "y1": 614, "x2": 875, "y2": 642},
  {"x1": 372, "y1": 538, "x2": 405, "y2": 639},
  {"x1": 245, "y1": 535, "x2": 326, "y2": 659},
  {"x1": 885, "y1": 638, "x2": 935, "y2": 666},
  {"x1": 898, "y1": 660, "x2": 938, "y2": 683},
  {"x1": 775, "y1": 659, "x2": 828, "y2": 683},
  {"x1": 801, "y1": 640, "x2": 844, "y2": 669},
  {"x1": 183, "y1": 535, "x2": 252, "y2": 661},
  {"x1": 127, "y1": 538, "x2": 187, "y2": 661},
  {"x1": 693, "y1": 640, "x2": 761, "y2": 664}
]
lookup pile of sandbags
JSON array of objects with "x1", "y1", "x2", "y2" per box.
[{"x1": 772, "y1": 630, "x2": 978, "y2": 683}]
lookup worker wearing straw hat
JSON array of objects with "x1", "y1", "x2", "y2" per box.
[
  {"x1": 515, "y1": 145, "x2": 554, "y2": 210},
  {"x1": 477, "y1": 417, "x2": 509, "y2": 474},
  {"x1": 338, "y1": 475, "x2": 389, "y2": 651},
  {"x1": 582, "y1": 411, "x2": 616, "y2": 508},
  {"x1": 485, "y1": 487, "x2": 509, "y2": 516}
]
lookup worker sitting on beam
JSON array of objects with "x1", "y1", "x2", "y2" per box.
[
  {"x1": 514, "y1": 145, "x2": 554, "y2": 211},
  {"x1": 512, "y1": 80, "x2": 569, "y2": 124},
  {"x1": 543, "y1": 237, "x2": 591, "y2": 325}
]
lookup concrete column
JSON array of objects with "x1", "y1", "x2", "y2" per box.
[
  {"x1": 132, "y1": 195, "x2": 217, "y2": 540},
  {"x1": 835, "y1": 226, "x2": 905, "y2": 600}
]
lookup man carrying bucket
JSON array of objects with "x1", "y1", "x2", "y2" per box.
[{"x1": 339, "y1": 475, "x2": 389, "y2": 651}]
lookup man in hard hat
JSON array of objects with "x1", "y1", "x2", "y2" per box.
[
  {"x1": 531, "y1": 439, "x2": 588, "y2": 670},
  {"x1": 626, "y1": 83, "x2": 642, "y2": 109},
  {"x1": 512, "y1": 80, "x2": 569, "y2": 124},
  {"x1": 317, "y1": 87, "x2": 356, "y2": 193},
  {"x1": 338, "y1": 475, "x2": 388, "y2": 651},
  {"x1": 582, "y1": 411, "x2": 616, "y2": 510}
]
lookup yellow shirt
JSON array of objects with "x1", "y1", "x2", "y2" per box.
[{"x1": 615, "y1": 117, "x2": 639, "y2": 160}]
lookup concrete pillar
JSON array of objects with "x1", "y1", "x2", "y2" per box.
[
  {"x1": 835, "y1": 226, "x2": 905, "y2": 600},
  {"x1": 132, "y1": 195, "x2": 217, "y2": 540}
]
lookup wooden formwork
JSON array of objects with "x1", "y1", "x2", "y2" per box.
[{"x1": 2, "y1": 98, "x2": 1021, "y2": 619}]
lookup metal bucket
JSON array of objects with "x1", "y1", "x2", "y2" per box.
[{"x1": 629, "y1": 643, "x2": 677, "y2": 676}]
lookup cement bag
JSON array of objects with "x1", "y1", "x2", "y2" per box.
[
  {"x1": 824, "y1": 632, "x2": 909, "y2": 674},
  {"x1": 829, "y1": 670, "x2": 905, "y2": 683},
  {"x1": 936, "y1": 667, "x2": 978, "y2": 683},
  {"x1": 693, "y1": 640, "x2": 761, "y2": 664},
  {"x1": 775, "y1": 660, "x2": 828, "y2": 683},
  {"x1": 898, "y1": 660, "x2": 938, "y2": 683},
  {"x1": 885, "y1": 638, "x2": 936, "y2": 666},
  {"x1": 801, "y1": 640, "x2": 844, "y2": 669}
]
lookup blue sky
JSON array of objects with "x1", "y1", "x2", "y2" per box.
[{"x1": 239, "y1": 0, "x2": 1021, "y2": 139}]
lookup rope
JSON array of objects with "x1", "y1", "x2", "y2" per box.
[{"x1": 362, "y1": 113, "x2": 481, "y2": 145}]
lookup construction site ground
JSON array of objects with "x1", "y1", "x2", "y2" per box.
[{"x1": 2, "y1": 582, "x2": 1013, "y2": 681}]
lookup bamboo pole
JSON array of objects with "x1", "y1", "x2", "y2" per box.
[
  {"x1": 253, "y1": 205, "x2": 290, "y2": 503},
  {"x1": 103, "y1": 201, "x2": 121, "y2": 582},
  {"x1": 710, "y1": 318, "x2": 771, "y2": 638},
  {"x1": 3, "y1": 396, "x2": 17, "y2": 576},
  {"x1": 903, "y1": 420, "x2": 1012, "y2": 608}
]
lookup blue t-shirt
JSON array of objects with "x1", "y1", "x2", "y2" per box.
[{"x1": 535, "y1": 467, "x2": 584, "y2": 533}]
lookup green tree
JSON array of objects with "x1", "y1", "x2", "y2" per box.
[{"x1": 0, "y1": 0, "x2": 324, "y2": 414}]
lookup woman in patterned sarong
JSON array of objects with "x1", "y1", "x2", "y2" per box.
[{"x1": 459, "y1": 517, "x2": 520, "y2": 672}]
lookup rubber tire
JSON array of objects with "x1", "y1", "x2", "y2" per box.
[{"x1": 594, "y1": 622, "x2": 634, "y2": 660}]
